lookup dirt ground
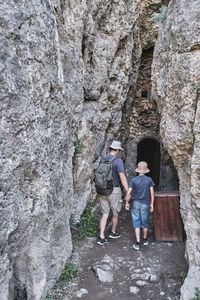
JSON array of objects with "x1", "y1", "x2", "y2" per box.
[{"x1": 48, "y1": 206, "x2": 188, "y2": 300}]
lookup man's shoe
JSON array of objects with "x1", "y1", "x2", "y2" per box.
[
  {"x1": 97, "y1": 237, "x2": 109, "y2": 246},
  {"x1": 108, "y1": 232, "x2": 121, "y2": 239},
  {"x1": 133, "y1": 242, "x2": 141, "y2": 251},
  {"x1": 143, "y1": 238, "x2": 149, "y2": 246}
]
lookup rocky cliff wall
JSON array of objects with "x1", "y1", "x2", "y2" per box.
[
  {"x1": 82, "y1": 0, "x2": 141, "y2": 157},
  {"x1": 73, "y1": 0, "x2": 142, "y2": 223},
  {"x1": 151, "y1": 0, "x2": 200, "y2": 298},
  {"x1": 0, "y1": 0, "x2": 143, "y2": 299},
  {"x1": 1, "y1": 0, "x2": 198, "y2": 299},
  {"x1": 0, "y1": 1, "x2": 84, "y2": 299}
]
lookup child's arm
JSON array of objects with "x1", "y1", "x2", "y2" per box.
[
  {"x1": 125, "y1": 187, "x2": 132, "y2": 210},
  {"x1": 150, "y1": 186, "x2": 154, "y2": 212}
]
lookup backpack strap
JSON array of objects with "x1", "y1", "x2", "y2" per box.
[
  {"x1": 109, "y1": 156, "x2": 118, "y2": 163},
  {"x1": 103, "y1": 156, "x2": 118, "y2": 163}
]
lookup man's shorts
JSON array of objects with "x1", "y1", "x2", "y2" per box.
[
  {"x1": 98, "y1": 187, "x2": 122, "y2": 217},
  {"x1": 131, "y1": 201, "x2": 150, "y2": 228}
]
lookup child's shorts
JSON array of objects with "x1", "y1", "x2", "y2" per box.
[{"x1": 131, "y1": 201, "x2": 150, "y2": 228}]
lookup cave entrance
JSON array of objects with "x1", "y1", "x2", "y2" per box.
[{"x1": 137, "y1": 138, "x2": 160, "y2": 186}]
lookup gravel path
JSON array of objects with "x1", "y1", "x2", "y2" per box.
[{"x1": 48, "y1": 207, "x2": 188, "y2": 300}]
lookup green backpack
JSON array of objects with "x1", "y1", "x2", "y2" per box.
[{"x1": 94, "y1": 156, "x2": 118, "y2": 195}]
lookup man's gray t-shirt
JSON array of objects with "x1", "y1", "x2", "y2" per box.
[
  {"x1": 129, "y1": 175, "x2": 155, "y2": 204},
  {"x1": 104, "y1": 154, "x2": 124, "y2": 186}
]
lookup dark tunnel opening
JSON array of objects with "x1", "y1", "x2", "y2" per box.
[{"x1": 137, "y1": 138, "x2": 160, "y2": 186}]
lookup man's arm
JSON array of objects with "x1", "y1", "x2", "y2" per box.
[
  {"x1": 125, "y1": 187, "x2": 132, "y2": 200},
  {"x1": 124, "y1": 187, "x2": 132, "y2": 210},
  {"x1": 119, "y1": 172, "x2": 128, "y2": 192},
  {"x1": 150, "y1": 186, "x2": 154, "y2": 212}
]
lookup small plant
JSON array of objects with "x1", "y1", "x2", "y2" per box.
[
  {"x1": 75, "y1": 202, "x2": 98, "y2": 241},
  {"x1": 74, "y1": 135, "x2": 85, "y2": 158},
  {"x1": 189, "y1": 288, "x2": 200, "y2": 300},
  {"x1": 149, "y1": 5, "x2": 168, "y2": 23},
  {"x1": 72, "y1": 243, "x2": 76, "y2": 253},
  {"x1": 58, "y1": 261, "x2": 78, "y2": 284},
  {"x1": 44, "y1": 291, "x2": 53, "y2": 300},
  {"x1": 178, "y1": 271, "x2": 187, "y2": 287},
  {"x1": 189, "y1": 82, "x2": 200, "y2": 95}
]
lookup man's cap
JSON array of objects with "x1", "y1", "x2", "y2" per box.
[{"x1": 109, "y1": 141, "x2": 123, "y2": 150}]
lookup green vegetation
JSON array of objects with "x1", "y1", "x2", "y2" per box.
[
  {"x1": 149, "y1": 5, "x2": 168, "y2": 23},
  {"x1": 74, "y1": 202, "x2": 98, "y2": 241},
  {"x1": 189, "y1": 288, "x2": 200, "y2": 300},
  {"x1": 74, "y1": 135, "x2": 85, "y2": 158},
  {"x1": 178, "y1": 271, "x2": 187, "y2": 287},
  {"x1": 189, "y1": 82, "x2": 200, "y2": 95},
  {"x1": 72, "y1": 242, "x2": 76, "y2": 253},
  {"x1": 44, "y1": 291, "x2": 53, "y2": 300},
  {"x1": 58, "y1": 261, "x2": 78, "y2": 285}
]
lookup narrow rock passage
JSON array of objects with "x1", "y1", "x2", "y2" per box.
[{"x1": 51, "y1": 207, "x2": 188, "y2": 300}]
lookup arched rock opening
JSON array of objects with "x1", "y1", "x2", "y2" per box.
[{"x1": 137, "y1": 138, "x2": 160, "y2": 186}]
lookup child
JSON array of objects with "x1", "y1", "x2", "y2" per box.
[{"x1": 125, "y1": 161, "x2": 155, "y2": 250}]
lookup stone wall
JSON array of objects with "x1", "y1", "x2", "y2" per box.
[{"x1": 151, "y1": 0, "x2": 200, "y2": 298}]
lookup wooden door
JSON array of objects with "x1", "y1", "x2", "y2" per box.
[{"x1": 154, "y1": 191, "x2": 183, "y2": 241}]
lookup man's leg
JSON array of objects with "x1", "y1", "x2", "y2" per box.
[
  {"x1": 109, "y1": 187, "x2": 122, "y2": 236},
  {"x1": 111, "y1": 216, "x2": 118, "y2": 233},
  {"x1": 99, "y1": 213, "x2": 109, "y2": 239}
]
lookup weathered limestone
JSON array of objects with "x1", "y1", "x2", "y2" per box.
[
  {"x1": 0, "y1": 0, "x2": 199, "y2": 299},
  {"x1": 123, "y1": 27, "x2": 178, "y2": 189},
  {"x1": 71, "y1": 119, "x2": 94, "y2": 224},
  {"x1": 72, "y1": 0, "x2": 143, "y2": 222},
  {"x1": 0, "y1": 0, "x2": 84, "y2": 299},
  {"x1": 82, "y1": 0, "x2": 141, "y2": 157},
  {"x1": 0, "y1": 0, "x2": 144, "y2": 299},
  {"x1": 140, "y1": 0, "x2": 170, "y2": 50},
  {"x1": 151, "y1": 0, "x2": 200, "y2": 298},
  {"x1": 92, "y1": 255, "x2": 118, "y2": 283}
]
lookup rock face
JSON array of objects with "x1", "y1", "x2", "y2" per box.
[
  {"x1": 0, "y1": 0, "x2": 199, "y2": 299},
  {"x1": 122, "y1": 0, "x2": 178, "y2": 190},
  {"x1": 0, "y1": 1, "x2": 84, "y2": 299},
  {"x1": 82, "y1": 0, "x2": 141, "y2": 157},
  {"x1": 73, "y1": 0, "x2": 142, "y2": 222},
  {"x1": 0, "y1": 0, "x2": 143, "y2": 299},
  {"x1": 151, "y1": 0, "x2": 200, "y2": 298},
  {"x1": 71, "y1": 119, "x2": 94, "y2": 224}
]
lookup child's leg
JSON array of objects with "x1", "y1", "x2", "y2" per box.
[
  {"x1": 135, "y1": 228, "x2": 140, "y2": 242},
  {"x1": 131, "y1": 202, "x2": 142, "y2": 242},
  {"x1": 143, "y1": 228, "x2": 148, "y2": 239},
  {"x1": 141, "y1": 204, "x2": 150, "y2": 239}
]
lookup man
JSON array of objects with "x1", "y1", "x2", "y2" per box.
[
  {"x1": 125, "y1": 161, "x2": 155, "y2": 251},
  {"x1": 97, "y1": 141, "x2": 129, "y2": 246}
]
